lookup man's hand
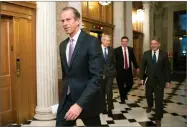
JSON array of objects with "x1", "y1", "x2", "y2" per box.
[
  {"x1": 65, "y1": 103, "x2": 82, "y2": 121},
  {"x1": 141, "y1": 80, "x2": 144, "y2": 85},
  {"x1": 136, "y1": 68, "x2": 140, "y2": 73},
  {"x1": 165, "y1": 82, "x2": 170, "y2": 88}
]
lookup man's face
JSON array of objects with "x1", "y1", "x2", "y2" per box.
[
  {"x1": 61, "y1": 9, "x2": 80, "y2": 37},
  {"x1": 151, "y1": 40, "x2": 160, "y2": 51},
  {"x1": 101, "y1": 35, "x2": 111, "y2": 47},
  {"x1": 121, "y1": 38, "x2": 128, "y2": 47}
]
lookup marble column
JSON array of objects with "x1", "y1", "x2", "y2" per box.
[
  {"x1": 125, "y1": 1, "x2": 133, "y2": 47},
  {"x1": 113, "y1": 2, "x2": 125, "y2": 48},
  {"x1": 34, "y1": 2, "x2": 58, "y2": 120},
  {"x1": 68, "y1": 2, "x2": 82, "y2": 28},
  {"x1": 143, "y1": 2, "x2": 151, "y2": 52}
]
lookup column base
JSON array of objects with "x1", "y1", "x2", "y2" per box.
[{"x1": 34, "y1": 106, "x2": 56, "y2": 120}]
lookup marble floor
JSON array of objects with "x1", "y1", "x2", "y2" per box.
[{"x1": 5, "y1": 74, "x2": 187, "y2": 127}]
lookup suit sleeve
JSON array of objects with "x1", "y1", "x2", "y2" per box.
[
  {"x1": 114, "y1": 48, "x2": 118, "y2": 70},
  {"x1": 164, "y1": 53, "x2": 171, "y2": 83},
  {"x1": 131, "y1": 48, "x2": 139, "y2": 69},
  {"x1": 140, "y1": 52, "x2": 147, "y2": 80},
  {"x1": 76, "y1": 38, "x2": 104, "y2": 109}
]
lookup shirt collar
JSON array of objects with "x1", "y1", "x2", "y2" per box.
[
  {"x1": 152, "y1": 49, "x2": 159, "y2": 54},
  {"x1": 122, "y1": 46, "x2": 128, "y2": 50},
  {"x1": 101, "y1": 44, "x2": 107, "y2": 49},
  {"x1": 69, "y1": 29, "x2": 81, "y2": 42}
]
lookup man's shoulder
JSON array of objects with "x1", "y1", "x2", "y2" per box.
[
  {"x1": 81, "y1": 30, "x2": 99, "y2": 42},
  {"x1": 159, "y1": 50, "x2": 168, "y2": 57},
  {"x1": 108, "y1": 46, "x2": 114, "y2": 50},
  {"x1": 114, "y1": 46, "x2": 121, "y2": 51},
  {"x1": 143, "y1": 50, "x2": 151, "y2": 56},
  {"x1": 59, "y1": 38, "x2": 69, "y2": 47},
  {"x1": 127, "y1": 46, "x2": 133, "y2": 50},
  {"x1": 145, "y1": 50, "x2": 151, "y2": 54}
]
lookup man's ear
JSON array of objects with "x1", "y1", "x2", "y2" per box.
[{"x1": 76, "y1": 18, "x2": 80, "y2": 26}]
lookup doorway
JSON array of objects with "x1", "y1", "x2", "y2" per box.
[
  {"x1": 0, "y1": 2, "x2": 36, "y2": 125},
  {"x1": 173, "y1": 10, "x2": 186, "y2": 71},
  {"x1": 90, "y1": 30, "x2": 103, "y2": 44}
]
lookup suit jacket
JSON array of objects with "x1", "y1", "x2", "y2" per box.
[
  {"x1": 103, "y1": 46, "x2": 116, "y2": 78},
  {"x1": 114, "y1": 46, "x2": 139, "y2": 73},
  {"x1": 58, "y1": 30, "x2": 104, "y2": 118},
  {"x1": 140, "y1": 50, "x2": 171, "y2": 87}
]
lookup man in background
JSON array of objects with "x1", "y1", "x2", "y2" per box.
[
  {"x1": 101, "y1": 33, "x2": 116, "y2": 117},
  {"x1": 115, "y1": 36, "x2": 139, "y2": 103},
  {"x1": 140, "y1": 37, "x2": 171, "y2": 127}
]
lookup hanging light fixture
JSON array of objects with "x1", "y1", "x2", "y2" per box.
[
  {"x1": 136, "y1": 9, "x2": 144, "y2": 22},
  {"x1": 99, "y1": 1, "x2": 111, "y2": 6}
]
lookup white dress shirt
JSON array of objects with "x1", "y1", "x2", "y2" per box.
[
  {"x1": 152, "y1": 49, "x2": 159, "y2": 62},
  {"x1": 122, "y1": 46, "x2": 129, "y2": 69},
  {"x1": 101, "y1": 44, "x2": 108, "y2": 56},
  {"x1": 66, "y1": 29, "x2": 81, "y2": 62}
]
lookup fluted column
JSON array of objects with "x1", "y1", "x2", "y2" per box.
[
  {"x1": 34, "y1": 2, "x2": 58, "y2": 120},
  {"x1": 113, "y1": 2, "x2": 125, "y2": 48},
  {"x1": 125, "y1": 1, "x2": 133, "y2": 47},
  {"x1": 143, "y1": 2, "x2": 151, "y2": 52}
]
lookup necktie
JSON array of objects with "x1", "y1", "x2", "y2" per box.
[
  {"x1": 104, "y1": 48, "x2": 107, "y2": 61},
  {"x1": 67, "y1": 39, "x2": 74, "y2": 95},
  {"x1": 153, "y1": 51, "x2": 156, "y2": 65},
  {"x1": 68, "y1": 39, "x2": 74, "y2": 66},
  {"x1": 124, "y1": 48, "x2": 128, "y2": 69}
]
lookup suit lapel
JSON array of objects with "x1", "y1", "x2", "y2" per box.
[
  {"x1": 157, "y1": 50, "x2": 162, "y2": 64},
  {"x1": 127, "y1": 46, "x2": 130, "y2": 62},
  {"x1": 149, "y1": 50, "x2": 153, "y2": 65},
  {"x1": 106, "y1": 47, "x2": 111, "y2": 62},
  {"x1": 62, "y1": 38, "x2": 69, "y2": 71},
  {"x1": 69, "y1": 30, "x2": 85, "y2": 69},
  {"x1": 120, "y1": 47, "x2": 124, "y2": 61}
]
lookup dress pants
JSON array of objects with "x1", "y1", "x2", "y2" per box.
[{"x1": 145, "y1": 78, "x2": 164, "y2": 120}]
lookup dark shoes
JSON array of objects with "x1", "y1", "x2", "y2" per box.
[
  {"x1": 103, "y1": 109, "x2": 108, "y2": 114},
  {"x1": 156, "y1": 120, "x2": 161, "y2": 127},
  {"x1": 146, "y1": 107, "x2": 152, "y2": 113},
  {"x1": 120, "y1": 100, "x2": 126, "y2": 104},
  {"x1": 103, "y1": 109, "x2": 113, "y2": 117},
  {"x1": 108, "y1": 110, "x2": 113, "y2": 117},
  {"x1": 125, "y1": 95, "x2": 128, "y2": 100}
]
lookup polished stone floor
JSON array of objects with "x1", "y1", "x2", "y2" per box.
[{"x1": 5, "y1": 73, "x2": 187, "y2": 127}]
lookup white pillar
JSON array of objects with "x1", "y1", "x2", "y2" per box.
[
  {"x1": 125, "y1": 1, "x2": 133, "y2": 47},
  {"x1": 35, "y1": 2, "x2": 58, "y2": 120},
  {"x1": 143, "y1": 2, "x2": 151, "y2": 52},
  {"x1": 113, "y1": 2, "x2": 125, "y2": 48},
  {"x1": 68, "y1": 2, "x2": 82, "y2": 28}
]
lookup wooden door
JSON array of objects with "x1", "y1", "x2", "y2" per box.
[
  {"x1": 0, "y1": 2, "x2": 36, "y2": 125},
  {"x1": 13, "y1": 17, "x2": 36, "y2": 123},
  {"x1": 0, "y1": 16, "x2": 14, "y2": 125}
]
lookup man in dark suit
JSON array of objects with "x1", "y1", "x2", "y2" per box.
[
  {"x1": 140, "y1": 37, "x2": 171, "y2": 127},
  {"x1": 56, "y1": 7, "x2": 104, "y2": 126},
  {"x1": 114, "y1": 36, "x2": 139, "y2": 103},
  {"x1": 100, "y1": 33, "x2": 116, "y2": 117}
]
